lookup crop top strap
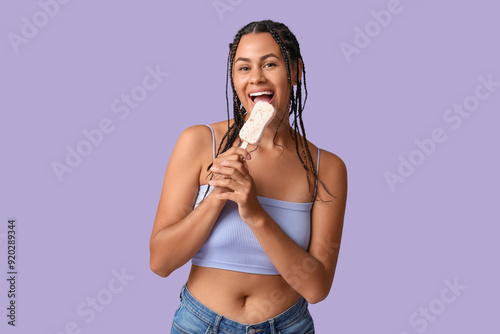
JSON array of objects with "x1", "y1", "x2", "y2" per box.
[
  {"x1": 204, "y1": 124, "x2": 216, "y2": 159},
  {"x1": 313, "y1": 148, "x2": 321, "y2": 198}
]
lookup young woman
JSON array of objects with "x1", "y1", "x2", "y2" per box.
[{"x1": 150, "y1": 20, "x2": 347, "y2": 334}]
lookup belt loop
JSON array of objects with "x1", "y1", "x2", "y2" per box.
[
  {"x1": 179, "y1": 284, "x2": 186, "y2": 300},
  {"x1": 212, "y1": 314, "x2": 222, "y2": 333},
  {"x1": 269, "y1": 318, "x2": 276, "y2": 334}
]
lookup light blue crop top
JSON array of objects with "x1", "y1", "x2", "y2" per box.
[{"x1": 191, "y1": 125, "x2": 320, "y2": 275}]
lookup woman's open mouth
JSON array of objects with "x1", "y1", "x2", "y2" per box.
[{"x1": 249, "y1": 91, "x2": 274, "y2": 105}]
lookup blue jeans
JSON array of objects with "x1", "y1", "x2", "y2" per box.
[{"x1": 171, "y1": 285, "x2": 315, "y2": 334}]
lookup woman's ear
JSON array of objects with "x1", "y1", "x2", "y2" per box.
[{"x1": 291, "y1": 58, "x2": 304, "y2": 85}]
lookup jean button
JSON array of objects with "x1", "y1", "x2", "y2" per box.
[{"x1": 248, "y1": 329, "x2": 255, "y2": 334}]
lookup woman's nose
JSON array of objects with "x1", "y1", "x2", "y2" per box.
[{"x1": 249, "y1": 68, "x2": 266, "y2": 84}]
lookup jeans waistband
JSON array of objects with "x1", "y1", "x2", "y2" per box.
[{"x1": 180, "y1": 284, "x2": 309, "y2": 332}]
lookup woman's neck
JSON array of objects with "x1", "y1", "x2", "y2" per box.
[{"x1": 254, "y1": 115, "x2": 295, "y2": 150}]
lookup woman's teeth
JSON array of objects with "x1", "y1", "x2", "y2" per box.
[{"x1": 250, "y1": 91, "x2": 274, "y2": 102}]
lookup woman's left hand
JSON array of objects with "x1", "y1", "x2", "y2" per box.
[{"x1": 208, "y1": 147, "x2": 265, "y2": 223}]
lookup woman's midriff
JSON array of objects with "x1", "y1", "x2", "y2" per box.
[{"x1": 186, "y1": 264, "x2": 302, "y2": 324}]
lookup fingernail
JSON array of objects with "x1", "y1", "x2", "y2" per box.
[
  {"x1": 211, "y1": 166, "x2": 218, "y2": 170},
  {"x1": 246, "y1": 154, "x2": 251, "y2": 160}
]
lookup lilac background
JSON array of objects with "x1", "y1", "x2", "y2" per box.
[{"x1": 1, "y1": 0, "x2": 499, "y2": 333}]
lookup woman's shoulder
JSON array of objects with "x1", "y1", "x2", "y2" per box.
[
  {"x1": 318, "y1": 149, "x2": 347, "y2": 198},
  {"x1": 175, "y1": 125, "x2": 212, "y2": 150},
  {"x1": 174, "y1": 121, "x2": 230, "y2": 158},
  {"x1": 207, "y1": 119, "x2": 232, "y2": 137},
  {"x1": 320, "y1": 148, "x2": 346, "y2": 171},
  {"x1": 308, "y1": 141, "x2": 347, "y2": 177},
  {"x1": 306, "y1": 141, "x2": 347, "y2": 204},
  {"x1": 171, "y1": 124, "x2": 217, "y2": 164},
  {"x1": 307, "y1": 140, "x2": 345, "y2": 168}
]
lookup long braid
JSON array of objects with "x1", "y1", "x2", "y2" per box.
[
  {"x1": 215, "y1": 30, "x2": 246, "y2": 157},
  {"x1": 265, "y1": 23, "x2": 320, "y2": 198}
]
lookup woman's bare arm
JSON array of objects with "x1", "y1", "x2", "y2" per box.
[{"x1": 149, "y1": 125, "x2": 227, "y2": 277}]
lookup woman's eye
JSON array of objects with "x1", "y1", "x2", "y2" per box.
[
  {"x1": 265, "y1": 63, "x2": 276, "y2": 68},
  {"x1": 238, "y1": 66, "x2": 250, "y2": 71}
]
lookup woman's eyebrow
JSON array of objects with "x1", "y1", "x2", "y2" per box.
[{"x1": 235, "y1": 53, "x2": 280, "y2": 63}]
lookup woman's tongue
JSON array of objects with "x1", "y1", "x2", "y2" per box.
[{"x1": 253, "y1": 94, "x2": 273, "y2": 103}]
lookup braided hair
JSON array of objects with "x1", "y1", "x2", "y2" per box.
[{"x1": 213, "y1": 20, "x2": 323, "y2": 199}]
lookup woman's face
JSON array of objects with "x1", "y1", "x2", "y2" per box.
[{"x1": 232, "y1": 32, "x2": 291, "y2": 119}]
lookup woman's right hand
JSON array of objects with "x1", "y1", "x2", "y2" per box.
[{"x1": 209, "y1": 147, "x2": 252, "y2": 196}]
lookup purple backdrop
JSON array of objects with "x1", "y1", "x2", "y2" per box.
[{"x1": 1, "y1": 0, "x2": 499, "y2": 333}]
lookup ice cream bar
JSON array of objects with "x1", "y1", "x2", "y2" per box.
[{"x1": 239, "y1": 101, "x2": 276, "y2": 149}]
